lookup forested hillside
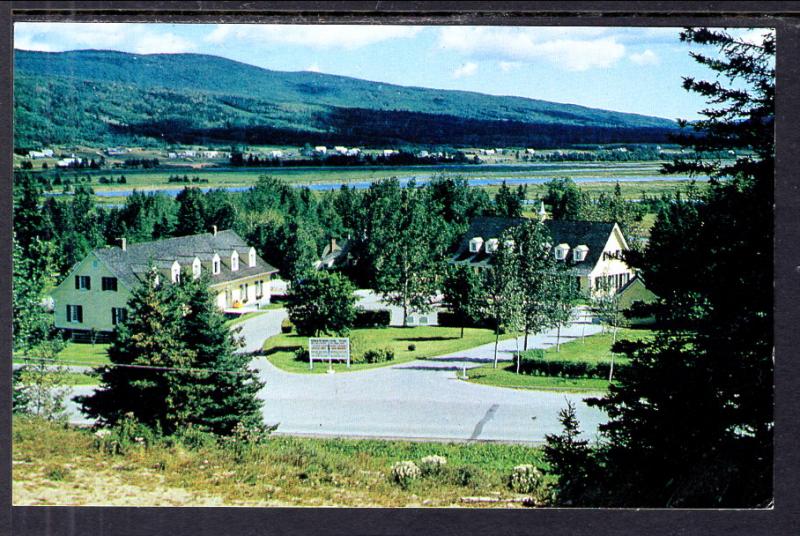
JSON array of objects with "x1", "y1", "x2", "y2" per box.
[{"x1": 14, "y1": 49, "x2": 678, "y2": 148}]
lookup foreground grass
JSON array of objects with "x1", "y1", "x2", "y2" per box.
[
  {"x1": 224, "y1": 310, "x2": 269, "y2": 328},
  {"x1": 265, "y1": 326, "x2": 512, "y2": 374},
  {"x1": 467, "y1": 328, "x2": 656, "y2": 392},
  {"x1": 13, "y1": 416, "x2": 549, "y2": 507}
]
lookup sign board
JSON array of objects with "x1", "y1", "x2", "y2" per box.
[{"x1": 308, "y1": 337, "x2": 350, "y2": 369}]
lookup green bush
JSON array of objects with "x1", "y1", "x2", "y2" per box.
[
  {"x1": 281, "y1": 318, "x2": 294, "y2": 334},
  {"x1": 93, "y1": 412, "x2": 159, "y2": 455},
  {"x1": 450, "y1": 464, "x2": 485, "y2": 488},
  {"x1": 361, "y1": 347, "x2": 395, "y2": 364},
  {"x1": 294, "y1": 347, "x2": 309, "y2": 362}
]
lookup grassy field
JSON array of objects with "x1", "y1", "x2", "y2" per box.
[
  {"x1": 13, "y1": 342, "x2": 110, "y2": 367},
  {"x1": 13, "y1": 416, "x2": 550, "y2": 507},
  {"x1": 467, "y1": 328, "x2": 656, "y2": 392},
  {"x1": 264, "y1": 326, "x2": 513, "y2": 374},
  {"x1": 38, "y1": 161, "x2": 700, "y2": 193}
]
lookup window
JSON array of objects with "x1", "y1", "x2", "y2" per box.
[
  {"x1": 231, "y1": 251, "x2": 239, "y2": 272},
  {"x1": 111, "y1": 307, "x2": 127, "y2": 325},
  {"x1": 171, "y1": 262, "x2": 181, "y2": 283},
  {"x1": 248, "y1": 248, "x2": 256, "y2": 268},
  {"x1": 240, "y1": 283, "x2": 249, "y2": 302},
  {"x1": 74, "y1": 275, "x2": 91, "y2": 290},
  {"x1": 101, "y1": 277, "x2": 118, "y2": 291},
  {"x1": 192, "y1": 259, "x2": 201, "y2": 279},
  {"x1": 213, "y1": 258, "x2": 221, "y2": 275},
  {"x1": 66, "y1": 304, "x2": 83, "y2": 323},
  {"x1": 255, "y1": 280, "x2": 263, "y2": 299}
]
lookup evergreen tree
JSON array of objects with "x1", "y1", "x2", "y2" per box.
[
  {"x1": 542, "y1": 178, "x2": 587, "y2": 220},
  {"x1": 493, "y1": 181, "x2": 526, "y2": 218},
  {"x1": 175, "y1": 275, "x2": 264, "y2": 434},
  {"x1": 546, "y1": 27, "x2": 774, "y2": 508},
  {"x1": 175, "y1": 187, "x2": 207, "y2": 236},
  {"x1": 78, "y1": 270, "x2": 199, "y2": 434}
]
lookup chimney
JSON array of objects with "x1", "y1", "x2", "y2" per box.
[
  {"x1": 212, "y1": 225, "x2": 218, "y2": 236},
  {"x1": 118, "y1": 237, "x2": 126, "y2": 252}
]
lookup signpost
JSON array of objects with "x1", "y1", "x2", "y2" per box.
[{"x1": 308, "y1": 337, "x2": 351, "y2": 371}]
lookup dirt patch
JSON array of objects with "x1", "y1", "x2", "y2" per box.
[{"x1": 13, "y1": 468, "x2": 266, "y2": 507}]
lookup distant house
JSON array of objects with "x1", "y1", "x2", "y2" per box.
[
  {"x1": 616, "y1": 276, "x2": 658, "y2": 326},
  {"x1": 314, "y1": 238, "x2": 352, "y2": 270},
  {"x1": 450, "y1": 216, "x2": 634, "y2": 295},
  {"x1": 28, "y1": 149, "x2": 53, "y2": 159},
  {"x1": 51, "y1": 229, "x2": 278, "y2": 340},
  {"x1": 56, "y1": 157, "x2": 80, "y2": 168},
  {"x1": 314, "y1": 146, "x2": 327, "y2": 155}
]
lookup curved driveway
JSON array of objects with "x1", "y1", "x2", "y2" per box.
[
  {"x1": 65, "y1": 307, "x2": 609, "y2": 444},
  {"x1": 242, "y1": 307, "x2": 607, "y2": 444}
]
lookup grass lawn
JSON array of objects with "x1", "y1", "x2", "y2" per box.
[
  {"x1": 13, "y1": 342, "x2": 111, "y2": 367},
  {"x1": 13, "y1": 416, "x2": 550, "y2": 507},
  {"x1": 264, "y1": 326, "x2": 513, "y2": 374},
  {"x1": 467, "y1": 328, "x2": 656, "y2": 392}
]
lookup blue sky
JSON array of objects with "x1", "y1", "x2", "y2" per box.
[{"x1": 13, "y1": 23, "x2": 774, "y2": 121}]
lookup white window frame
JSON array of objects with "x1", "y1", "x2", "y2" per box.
[
  {"x1": 248, "y1": 248, "x2": 256, "y2": 268},
  {"x1": 212, "y1": 254, "x2": 221, "y2": 275},
  {"x1": 66, "y1": 304, "x2": 83, "y2": 323},
  {"x1": 171, "y1": 262, "x2": 181, "y2": 283},
  {"x1": 231, "y1": 251, "x2": 239, "y2": 272},
  {"x1": 192, "y1": 258, "x2": 202, "y2": 280}
]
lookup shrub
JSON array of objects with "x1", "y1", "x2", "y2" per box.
[
  {"x1": 390, "y1": 460, "x2": 421, "y2": 488},
  {"x1": 451, "y1": 464, "x2": 485, "y2": 488},
  {"x1": 281, "y1": 318, "x2": 293, "y2": 333},
  {"x1": 508, "y1": 464, "x2": 543, "y2": 494},
  {"x1": 408, "y1": 343, "x2": 417, "y2": 352},
  {"x1": 93, "y1": 413, "x2": 159, "y2": 455},
  {"x1": 517, "y1": 352, "x2": 626, "y2": 379},
  {"x1": 294, "y1": 347, "x2": 309, "y2": 362},
  {"x1": 419, "y1": 455, "x2": 447, "y2": 477},
  {"x1": 354, "y1": 309, "x2": 391, "y2": 328},
  {"x1": 362, "y1": 347, "x2": 395, "y2": 364}
]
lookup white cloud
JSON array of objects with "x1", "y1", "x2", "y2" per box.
[
  {"x1": 133, "y1": 32, "x2": 196, "y2": 54},
  {"x1": 452, "y1": 62, "x2": 478, "y2": 78},
  {"x1": 630, "y1": 49, "x2": 659, "y2": 66},
  {"x1": 499, "y1": 61, "x2": 522, "y2": 72},
  {"x1": 14, "y1": 22, "x2": 197, "y2": 54},
  {"x1": 305, "y1": 63, "x2": 321, "y2": 73},
  {"x1": 205, "y1": 24, "x2": 421, "y2": 49},
  {"x1": 437, "y1": 27, "x2": 626, "y2": 71}
]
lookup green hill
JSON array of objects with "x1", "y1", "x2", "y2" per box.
[{"x1": 14, "y1": 49, "x2": 678, "y2": 149}]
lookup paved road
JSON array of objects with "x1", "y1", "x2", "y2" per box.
[{"x1": 64, "y1": 306, "x2": 609, "y2": 444}]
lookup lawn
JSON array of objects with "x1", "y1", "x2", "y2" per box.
[
  {"x1": 264, "y1": 326, "x2": 512, "y2": 374},
  {"x1": 13, "y1": 416, "x2": 550, "y2": 507},
  {"x1": 13, "y1": 342, "x2": 111, "y2": 367},
  {"x1": 224, "y1": 310, "x2": 269, "y2": 328},
  {"x1": 467, "y1": 328, "x2": 656, "y2": 392}
]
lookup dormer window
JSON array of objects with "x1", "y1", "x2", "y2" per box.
[
  {"x1": 554, "y1": 243, "x2": 570, "y2": 261},
  {"x1": 192, "y1": 257, "x2": 202, "y2": 279},
  {"x1": 212, "y1": 253, "x2": 221, "y2": 275},
  {"x1": 248, "y1": 247, "x2": 256, "y2": 268},
  {"x1": 171, "y1": 261, "x2": 181, "y2": 283},
  {"x1": 231, "y1": 250, "x2": 239, "y2": 272},
  {"x1": 485, "y1": 238, "x2": 499, "y2": 254},
  {"x1": 469, "y1": 237, "x2": 484, "y2": 253},
  {"x1": 573, "y1": 245, "x2": 589, "y2": 262}
]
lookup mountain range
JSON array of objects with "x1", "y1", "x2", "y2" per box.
[{"x1": 14, "y1": 49, "x2": 678, "y2": 149}]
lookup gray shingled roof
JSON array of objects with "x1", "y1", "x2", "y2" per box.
[
  {"x1": 93, "y1": 229, "x2": 278, "y2": 289},
  {"x1": 451, "y1": 216, "x2": 619, "y2": 274}
]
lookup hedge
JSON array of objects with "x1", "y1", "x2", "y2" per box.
[
  {"x1": 517, "y1": 353, "x2": 627, "y2": 379},
  {"x1": 354, "y1": 309, "x2": 391, "y2": 328}
]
